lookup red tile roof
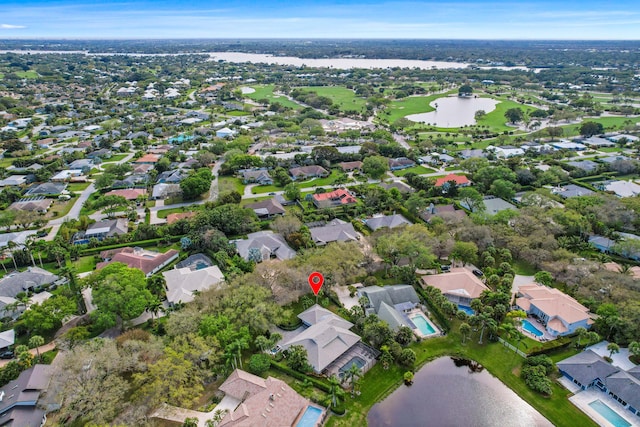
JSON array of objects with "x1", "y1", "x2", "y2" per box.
[
  {"x1": 166, "y1": 211, "x2": 196, "y2": 224},
  {"x1": 97, "y1": 247, "x2": 179, "y2": 275},
  {"x1": 105, "y1": 188, "x2": 147, "y2": 200},
  {"x1": 312, "y1": 189, "x2": 357, "y2": 205},
  {"x1": 434, "y1": 174, "x2": 470, "y2": 187},
  {"x1": 134, "y1": 154, "x2": 161, "y2": 164}
]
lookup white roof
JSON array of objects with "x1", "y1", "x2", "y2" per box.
[
  {"x1": 605, "y1": 181, "x2": 640, "y2": 198},
  {"x1": 163, "y1": 265, "x2": 224, "y2": 304},
  {"x1": 0, "y1": 330, "x2": 15, "y2": 349}
]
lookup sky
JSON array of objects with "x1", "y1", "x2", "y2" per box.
[{"x1": 1, "y1": 0, "x2": 640, "y2": 40}]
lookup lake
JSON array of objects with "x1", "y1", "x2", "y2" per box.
[
  {"x1": 406, "y1": 96, "x2": 500, "y2": 127},
  {"x1": 368, "y1": 357, "x2": 552, "y2": 427}
]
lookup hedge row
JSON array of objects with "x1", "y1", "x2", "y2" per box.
[
  {"x1": 414, "y1": 286, "x2": 451, "y2": 332},
  {"x1": 269, "y1": 360, "x2": 331, "y2": 393},
  {"x1": 78, "y1": 236, "x2": 183, "y2": 256},
  {"x1": 526, "y1": 335, "x2": 573, "y2": 357}
]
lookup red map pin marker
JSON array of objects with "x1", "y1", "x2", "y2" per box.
[{"x1": 308, "y1": 272, "x2": 324, "y2": 296}]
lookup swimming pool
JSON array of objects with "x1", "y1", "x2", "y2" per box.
[
  {"x1": 521, "y1": 319, "x2": 544, "y2": 337},
  {"x1": 457, "y1": 304, "x2": 475, "y2": 316},
  {"x1": 339, "y1": 356, "x2": 366, "y2": 377},
  {"x1": 588, "y1": 399, "x2": 631, "y2": 427},
  {"x1": 411, "y1": 313, "x2": 436, "y2": 335},
  {"x1": 296, "y1": 405, "x2": 323, "y2": 427}
]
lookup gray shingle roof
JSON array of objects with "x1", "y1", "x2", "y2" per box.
[
  {"x1": 233, "y1": 231, "x2": 296, "y2": 261},
  {"x1": 0, "y1": 267, "x2": 60, "y2": 298},
  {"x1": 309, "y1": 220, "x2": 358, "y2": 245},
  {"x1": 604, "y1": 371, "x2": 640, "y2": 410},
  {"x1": 556, "y1": 350, "x2": 619, "y2": 385},
  {"x1": 365, "y1": 214, "x2": 412, "y2": 231}
]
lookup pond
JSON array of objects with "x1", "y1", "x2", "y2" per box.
[
  {"x1": 367, "y1": 357, "x2": 552, "y2": 427},
  {"x1": 406, "y1": 96, "x2": 500, "y2": 128}
]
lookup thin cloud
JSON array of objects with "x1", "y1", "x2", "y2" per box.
[{"x1": 1, "y1": 24, "x2": 26, "y2": 29}]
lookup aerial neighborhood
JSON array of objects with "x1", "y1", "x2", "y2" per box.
[{"x1": 0, "y1": 38, "x2": 639, "y2": 427}]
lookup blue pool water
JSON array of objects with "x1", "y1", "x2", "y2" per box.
[
  {"x1": 296, "y1": 405, "x2": 323, "y2": 427},
  {"x1": 195, "y1": 261, "x2": 209, "y2": 270},
  {"x1": 589, "y1": 399, "x2": 631, "y2": 427},
  {"x1": 339, "y1": 356, "x2": 366, "y2": 377},
  {"x1": 522, "y1": 319, "x2": 544, "y2": 337},
  {"x1": 458, "y1": 304, "x2": 475, "y2": 316},
  {"x1": 411, "y1": 313, "x2": 436, "y2": 335}
]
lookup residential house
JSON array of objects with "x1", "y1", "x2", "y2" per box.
[
  {"x1": 312, "y1": 189, "x2": 357, "y2": 209},
  {"x1": 388, "y1": 157, "x2": 415, "y2": 171},
  {"x1": 245, "y1": 198, "x2": 285, "y2": 219},
  {"x1": 25, "y1": 182, "x2": 67, "y2": 196},
  {"x1": 358, "y1": 285, "x2": 420, "y2": 331},
  {"x1": 0, "y1": 330, "x2": 15, "y2": 351},
  {"x1": 419, "y1": 203, "x2": 467, "y2": 223},
  {"x1": 434, "y1": 174, "x2": 470, "y2": 188},
  {"x1": 289, "y1": 165, "x2": 329, "y2": 181},
  {"x1": 241, "y1": 169, "x2": 273, "y2": 185},
  {"x1": 459, "y1": 149, "x2": 485, "y2": 159},
  {"x1": 86, "y1": 148, "x2": 112, "y2": 160},
  {"x1": 233, "y1": 231, "x2": 296, "y2": 262},
  {"x1": 166, "y1": 211, "x2": 197, "y2": 225},
  {"x1": 0, "y1": 175, "x2": 28, "y2": 188},
  {"x1": 280, "y1": 305, "x2": 361, "y2": 374},
  {"x1": 551, "y1": 184, "x2": 594, "y2": 199},
  {"x1": 163, "y1": 264, "x2": 224, "y2": 305},
  {"x1": 112, "y1": 174, "x2": 148, "y2": 189},
  {"x1": 516, "y1": 283, "x2": 593, "y2": 336},
  {"x1": 132, "y1": 164, "x2": 154, "y2": 174},
  {"x1": 480, "y1": 196, "x2": 517, "y2": 215},
  {"x1": 50, "y1": 170, "x2": 83, "y2": 182},
  {"x1": 608, "y1": 134, "x2": 639, "y2": 144},
  {"x1": 156, "y1": 169, "x2": 187, "y2": 184},
  {"x1": 422, "y1": 268, "x2": 489, "y2": 307},
  {"x1": 550, "y1": 141, "x2": 587, "y2": 151},
  {"x1": 0, "y1": 364, "x2": 53, "y2": 427},
  {"x1": 134, "y1": 154, "x2": 161, "y2": 165},
  {"x1": 105, "y1": 188, "x2": 147, "y2": 201},
  {"x1": 67, "y1": 159, "x2": 94, "y2": 171},
  {"x1": 9, "y1": 198, "x2": 53, "y2": 214},
  {"x1": 0, "y1": 267, "x2": 63, "y2": 317},
  {"x1": 309, "y1": 219, "x2": 359, "y2": 245},
  {"x1": 364, "y1": 214, "x2": 412, "y2": 231},
  {"x1": 566, "y1": 160, "x2": 599, "y2": 173},
  {"x1": 217, "y1": 369, "x2": 325, "y2": 427},
  {"x1": 486, "y1": 145, "x2": 525, "y2": 158},
  {"x1": 582, "y1": 136, "x2": 616, "y2": 148},
  {"x1": 338, "y1": 161, "x2": 363, "y2": 172},
  {"x1": 601, "y1": 180, "x2": 640, "y2": 198},
  {"x1": 589, "y1": 233, "x2": 640, "y2": 261},
  {"x1": 216, "y1": 127, "x2": 236, "y2": 138},
  {"x1": 97, "y1": 247, "x2": 179, "y2": 277},
  {"x1": 80, "y1": 218, "x2": 128, "y2": 242}
]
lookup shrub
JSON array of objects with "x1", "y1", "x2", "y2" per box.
[{"x1": 248, "y1": 354, "x2": 272, "y2": 376}]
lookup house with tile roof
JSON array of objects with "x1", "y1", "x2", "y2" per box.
[
  {"x1": 280, "y1": 305, "x2": 361, "y2": 374},
  {"x1": 233, "y1": 231, "x2": 296, "y2": 262},
  {"x1": 308, "y1": 219, "x2": 358, "y2": 245},
  {"x1": 434, "y1": 174, "x2": 470, "y2": 188},
  {"x1": 217, "y1": 369, "x2": 325, "y2": 427},
  {"x1": 311, "y1": 189, "x2": 357, "y2": 209},
  {"x1": 9, "y1": 198, "x2": 53, "y2": 214},
  {"x1": 422, "y1": 268, "x2": 489, "y2": 307},
  {"x1": 0, "y1": 364, "x2": 53, "y2": 427},
  {"x1": 166, "y1": 211, "x2": 197, "y2": 225},
  {"x1": 134, "y1": 154, "x2": 161, "y2": 165},
  {"x1": 163, "y1": 265, "x2": 224, "y2": 305},
  {"x1": 289, "y1": 165, "x2": 329, "y2": 181},
  {"x1": 245, "y1": 198, "x2": 285, "y2": 219},
  {"x1": 364, "y1": 214, "x2": 412, "y2": 231},
  {"x1": 97, "y1": 247, "x2": 179, "y2": 277},
  {"x1": 105, "y1": 188, "x2": 147, "y2": 201},
  {"x1": 419, "y1": 203, "x2": 467, "y2": 223},
  {"x1": 515, "y1": 283, "x2": 593, "y2": 337},
  {"x1": 338, "y1": 161, "x2": 363, "y2": 172}
]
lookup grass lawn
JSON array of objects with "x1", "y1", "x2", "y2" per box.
[
  {"x1": 513, "y1": 259, "x2": 537, "y2": 276},
  {"x1": 104, "y1": 153, "x2": 129, "y2": 162},
  {"x1": 299, "y1": 86, "x2": 367, "y2": 113},
  {"x1": 325, "y1": 328, "x2": 596, "y2": 427},
  {"x1": 297, "y1": 170, "x2": 344, "y2": 189},
  {"x1": 67, "y1": 182, "x2": 91, "y2": 192},
  {"x1": 251, "y1": 184, "x2": 283, "y2": 194},
  {"x1": 47, "y1": 199, "x2": 76, "y2": 219},
  {"x1": 476, "y1": 97, "x2": 539, "y2": 132},
  {"x1": 15, "y1": 70, "x2": 38, "y2": 79},
  {"x1": 246, "y1": 84, "x2": 302, "y2": 110},
  {"x1": 381, "y1": 92, "x2": 454, "y2": 124},
  {"x1": 392, "y1": 165, "x2": 436, "y2": 177},
  {"x1": 227, "y1": 110, "x2": 251, "y2": 116},
  {"x1": 72, "y1": 255, "x2": 97, "y2": 273},
  {"x1": 218, "y1": 176, "x2": 246, "y2": 194},
  {"x1": 558, "y1": 116, "x2": 640, "y2": 137},
  {"x1": 597, "y1": 147, "x2": 625, "y2": 153},
  {"x1": 157, "y1": 206, "x2": 200, "y2": 219}
]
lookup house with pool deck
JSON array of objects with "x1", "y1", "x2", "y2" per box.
[
  {"x1": 515, "y1": 283, "x2": 593, "y2": 337},
  {"x1": 279, "y1": 305, "x2": 377, "y2": 377},
  {"x1": 557, "y1": 350, "x2": 640, "y2": 421},
  {"x1": 217, "y1": 368, "x2": 326, "y2": 426},
  {"x1": 421, "y1": 268, "x2": 489, "y2": 309}
]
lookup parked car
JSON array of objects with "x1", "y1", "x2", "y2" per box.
[
  {"x1": 441, "y1": 265, "x2": 451, "y2": 272},
  {"x1": 0, "y1": 350, "x2": 14, "y2": 360},
  {"x1": 472, "y1": 269, "x2": 484, "y2": 277}
]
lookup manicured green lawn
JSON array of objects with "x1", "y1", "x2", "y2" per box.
[
  {"x1": 476, "y1": 97, "x2": 539, "y2": 132},
  {"x1": 104, "y1": 153, "x2": 129, "y2": 162},
  {"x1": 67, "y1": 182, "x2": 91, "y2": 192},
  {"x1": 227, "y1": 110, "x2": 250, "y2": 116},
  {"x1": 325, "y1": 329, "x2": 597, "y2": 427},
  {"x1": 392, "y1": 165, "x2": 435, "y2": 177},
  {"x1": 251, "y1": 184, "x2": 282, "y2": 194},
  {"x1": 513, "y1": 259, "x2": 537, "y2": 276},
  {"x1": 218, "y1": 176, "x2": 246, "y2": 194},
  {"x1": 557, "y1": 116, "x2": 640, "y2": 137},
  {"x1": 381, "y1": 92, "x2": 454, "y2": 124},
  {"x1": 247, "y1": 85, "x2": 302, "y2": 110},
  {"x1": 299, "y1": 86, "x2": 367, "y2": 112},
  {"x1": 47, "y1": 199, "x2": 76, "y2": 218},
  {"x1": 72, "y1": 255, "x2": 97, "y2": 273},
  {"x1": 15, "y1": 70, "x2": 38, "y2": 79},
  {"x1": 597, "y1": 147, "x2": 624, "y2": 153},
  {"x1": 297, "y1": 170, "x2": 344, "y2": 189}
]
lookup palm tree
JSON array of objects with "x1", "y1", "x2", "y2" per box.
[
  {"x1": 343, "y1": 363, "x2": 362, "y2": 397},
  {"x1": 327, "y1": 375, "x2": 344, "y2": 410},
  {"x1": 379, "y1": 345, "x2": 393, "y2": 370},
  {"x1": 629, "y1": 341, "x2": 640, "y2": 362},
  {"x1": 459, "y1": 323, "x2": 471, "y2": 344},
  {"x1": 146, "y1": 298, "x2": 163, "y2": 322},
  {"x1": 28, "y1": 335, "x2": 45, "y2": 362},
  {"x1": 254, "y1": 335, "x2": 271, "y2": 352},
  {"x1": 575, "y1": 327, "x2": 588, "y2": 348},
  {"x1": 231, "y1": 337, "x2": 249, "y2": 369}
]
